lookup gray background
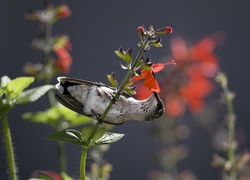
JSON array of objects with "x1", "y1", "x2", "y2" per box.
[{"x1": 0, "y1": 1, "x2": 250, "y2": 180}]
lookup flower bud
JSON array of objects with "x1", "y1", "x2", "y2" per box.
[
  {"x1": 155, "y1": 26, "x2": 173, "y2": 35},
  {"x1": 137, "y1": 26, "x2": 145, "y2": 40}
]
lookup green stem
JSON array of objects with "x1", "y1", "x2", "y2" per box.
[
  {"x1": 1, "y1": 115, "x2": 17, "y2": 180},
  {"x1": 56, "y1": 140, "x2": 66, "y2": 174},
  {"x1": 80, "y1": 148, "x2": 88, "y2": 180},
  {"x1": 226, "y1": 94, "x2": 236, "y2": 180},
  {"x1": 219, "y1": 73, "x2": 237, "y2": 180},
  {"x1": 44, "y1": 21, "x2": 67, "y2": 173},
  {"x1": 79, "y1": 34, "x2": 150, "y2": 180}
]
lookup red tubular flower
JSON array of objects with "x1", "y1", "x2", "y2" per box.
[{"x1": 131, "y1": 60, "x2": 176, "y2": 93}]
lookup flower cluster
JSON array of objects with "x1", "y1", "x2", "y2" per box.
[
  {"x1": 23, "y1": 4, "x2": 72, "y2": 80},
  {"x1": 164, "y1": 35, "x2": 220, "y2": 117},
  {"x1": 135, "y1": 35, "x2": 220, "y2": 117}
]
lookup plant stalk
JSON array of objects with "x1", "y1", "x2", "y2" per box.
[
  {"x1": 1, "y1": 115, "x2": 17, "y2": 180},
  {"x1": 44, "y1": 20, "x2": 67, "y2": 173},
  {"x1": 80, "y1": 148, "x2": 88, "y2": 180},
  {"x1": 80, "y1": 34, "x2": 150, "y2": 180},
  {"x1": 226, "y1": 94, "x2": 236, "y2": 180}
]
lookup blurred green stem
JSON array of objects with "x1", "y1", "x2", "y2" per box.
[
  {"x1": 80, "y1": 34, "x2": 150, "y2": 180},
  {"x1": 225, "y1": 91, "x2": 236, "y2": 180},
  {"x1": 44, "y1": 21, "x2": 67, "y2": 173},
  {"x1": 1, "y1": 115, "x2": 17, "y2": 180},
  {"x1": 217, "y1": 73, "x2": 236, "y2": 180}
]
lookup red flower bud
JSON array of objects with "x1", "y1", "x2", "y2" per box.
[
  {"x1": 166, "y1": 27, "x2": 173, "y2": 34},
  {"x1": 137, "y1": 26, "x2": 145, "y2": 40},
  {"x1": 155, "y1": 26, "x2": 173, "y2": 35},
  {"x1": 57, "y1": 5, "x2": 71, "y2": 18},
  {"x1": 137, "y1": 26, "x2": 144, "y2": 32}
]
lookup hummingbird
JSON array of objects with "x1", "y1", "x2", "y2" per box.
[{"x1": 55, "y1": 77, "x2": 165, "y2": 125}]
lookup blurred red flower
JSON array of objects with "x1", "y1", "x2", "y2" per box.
[
  {"x1": 53, "y1": 35, "x2": 72, "y2": 73},
  {"x1": 164, "y1": 36, "x2": 220, "y2": 117},
  {"x1": 56, "y1": 4, "x2": 71, "y2": 19},
  {"x1": 54, "y1": 47, "x2": 72, "y2": 73}
]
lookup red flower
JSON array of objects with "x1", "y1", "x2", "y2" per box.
[
  {"x1": 163, "y1": 35, "x2": 220, "y2": 117},
  {"x1": 53, "y1": 35, "x2": 72, "y2": 73},
  {"x1": 56, "y1": 5, "x2": 71, "y2": 19},
  {"x1": 135, "y1": 36, "x2": 220, "y2": 117},
  {"x1": 55, "y1": 47, "x2": 72, "y2": 73},
  {"x1": 131, "y1": 61, "x2": 176, "y2": 93}
]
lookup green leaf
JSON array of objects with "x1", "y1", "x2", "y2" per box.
[
  {"x1": 141, "y1": 64, "x2": 152, "y2": 70},
  {"x1": 135, "y1": 59, "x2": 143, "y2": 68},
  {"x1": 16, "y1": 85, "x2": 55, "y2": 104},
  {"x1": 95, "y1": 132, "x2": 124, "y2": 145},
  {"x1": 45, "y1": 129, "x2": 84, "y2": 146},
  {"x1": 92, "y1": 128, "x2": 106, "y2": 143},
  {"x1": 60, "y1": 172, "x2": 73, "y2": 180},
  {"x1": 107, "y1": 74, "x2": 118, "y2": 88},
  {"x1": 124, "y1": 87, "x2": 137, "y2": 95},
  {"x1": 124, "y1": 48, "x2": 132, "y2": 63},
  {"x1": 6, "y1": 77, "x2": 34, "y2": 99},
  {"x1": 81, "y1": 126, "x2": 92, "y2": 142},
  {"x1": 22, "y1": 105, "x2": 93, "y2": 127},
  {"x1": 0, "y1": 104, "x2": 12, "y2": 119},
  {"x1": 22, "y1": 108, "x2": 60, "y2": 125},
  {"x1": 114, "y1": 47, "x2": 126, "y2": 61}
]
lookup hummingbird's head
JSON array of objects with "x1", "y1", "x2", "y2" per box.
[{"x1": 144, "y1": 92, "x2": 165, "y2": 121}]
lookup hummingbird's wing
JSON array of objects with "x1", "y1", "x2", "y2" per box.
[
  {"x1": 54, "y1": 93, "x2": 86, "y2": 115},
  {"x1": 57, "y1": 77, "x2": 132, "y2": 98}
]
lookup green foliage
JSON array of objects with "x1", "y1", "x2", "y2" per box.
[
  {"x1": 16, "y1": 85, "x2": 55, "y2": 104},
  {"x1": 22, "y1": 104, "x2": 93, "y2": 128},
  {"x1": 95, "y1": 132, "x2": 124, "y2": 145},
  {"x1": 46, "y1": 127, "x2": 124, "y2": 147},
  {"x1": 107, "y1": 73, "x2": 118, "y2": 88},
  {"x1": 0, "y1": 76, "x2": 52, "y2": 118},
  {"x1": 114, "y1": 47, "x2": 132, "y2": 64},
  {"x1": 5, "y1": 77, "x2": 34, "y2": 99}
]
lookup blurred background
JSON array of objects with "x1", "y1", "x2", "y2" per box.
[{"x1": 0, "y1": 1, "x2": 250, "y2": 180}]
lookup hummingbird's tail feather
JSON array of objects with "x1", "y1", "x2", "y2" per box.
[{"x1": 55, "y1": 93, "x2": 86, "y2": 116}]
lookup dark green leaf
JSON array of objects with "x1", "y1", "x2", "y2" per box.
[
  {"x1": 95, "y1": 132, "x2": 124, "y2": 145},
  {"x1": 16, "y1": 85, "x2": 55, "y2": 104},
  {"x1": 45, "y1": 129, "x2": 84, "y2": 146}
]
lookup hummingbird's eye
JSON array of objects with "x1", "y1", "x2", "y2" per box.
[{"x1": 157, "y1": 102, "x2": 163, "y2": 110}]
